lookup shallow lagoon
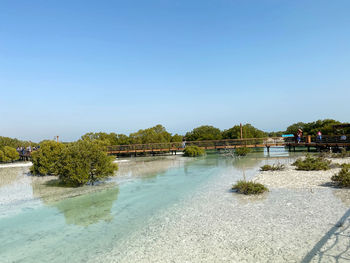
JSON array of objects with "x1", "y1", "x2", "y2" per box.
[{"x1": 1, "y1": 149, "x2": 349, "y2": 262}]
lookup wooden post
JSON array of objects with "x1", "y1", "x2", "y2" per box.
[
  {"x1": 307, "y1": 135, "x2": 311, "y2": 144},
  {"x1": 240, "y1": 123, "x2": 243, "y2": 139}
]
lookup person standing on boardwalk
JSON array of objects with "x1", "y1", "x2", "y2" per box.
[
  {"x1": 182, "y1": 139, "x2": 186, "y2": 149},
  {"x1": 316, "y1": 131, "x2": 322, "y2": 142},
  {"x1": 297, "y1": 129, "x2": 303, "y2": 143}
]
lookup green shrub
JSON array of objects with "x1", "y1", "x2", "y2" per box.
[
  {"x1": 235, "y1": 147, "x2": 251, "y2": 156},
  {"x1": 293, "y1": 155, "x2": 331, "y2": 171},
  {"x1": 260, "y1": 163, "x2": 285, "y2": 171},
  {"x1": 232, "y1": 180, "x2": 268, "y2": 195},
  {"x1": 183, "y1": 146, "x2": 206, "y2": 157},
  {"x1": 342, "y1": 163, "x2": 350, "y2": 169},
  {"x1": 185, "y1": 125, "x2": 222, "y2": 141},
  {"x1": 331, "y1": 167, "x2": 350, "y2": 187},
  {"x1": 55, "y1": 140, "x2": 118, "y2": 186},
  {"x1": 332, "y1": 149, "x2": 350, "y2": 158},
  {"x1": 2, "y1": 146, "x2": 20, "y2": 162},
  {"x1": 30, "y1": 141, "x2": 66, "y2": 175},
  {"x1": 0, "y1": 150, "x2": 4, "y2": 162}
]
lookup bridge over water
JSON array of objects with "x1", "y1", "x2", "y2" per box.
[
  {"x1": 18, "y1": 135, "x2": 350, "y2": 159},
  {"x1": 106, "y1": 135, "x2": 350, "y2": 156}
]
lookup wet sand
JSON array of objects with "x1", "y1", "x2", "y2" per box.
[
  {"x1": 1, "y1": 155, "x2": 350, "y2": 262},
  {"x1": 91, "y1": 157, "x2": 350, "y2": 263}
]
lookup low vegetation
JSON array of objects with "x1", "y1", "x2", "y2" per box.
[
  {"x1": 232, "y1": 180, "x2": 268, "y2": 195},
  {"x1": 31, "y1": 140, "x2": 118, "y2": 186},
  {"x1": 185, "y1": 125, "x2": 222, "y2": 141},
  {"x1": 0, "y1": 136, "x2": 36, "y2": 149},
  {"x1": 183, "y1": 146, "x2": 206, "y2": 157},
  {"x1": 0, "y1": 146, "x2": 19, "y2": 163},
  {"x1": 286, "y1": 119, "x2": 349, "y2": 136},
  {"x1": 31, "y1": 141, "x2": 66, "y2": 175},
  {"x1": 331, "y1": 149, "x2": 350, "y2": 158},
  {"x1": 260, "y1": 163, "x2": 285, "y2": 171},
  {"x1": 342, "y1": 163, "x2": 350, "y2": 169},
  {"x1": 293, "y1": 155, "x2": 331, "y2": 171},
  {"x1": 56, "y1": 140, "x2": 118, "y2": 186},
  {"x1": 331, "y1": 166, "x2": 350, "y2": 187},
  {"x1": 235, "y1": 147, "x2": 251, "y2": 156},
  {"x1": 222, "y1": 124, "x2": 267, "y2": 139}
]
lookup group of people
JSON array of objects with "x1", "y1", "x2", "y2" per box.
[
  {"x1": 294, "y1": 129, "x2": 323, "y2": 143},
  {"x1": 294, "y1": 129, "x2": 347, "y2": 143},
  {"x1": 16, "y1": 145, "x2": 40, "y2": 155}
]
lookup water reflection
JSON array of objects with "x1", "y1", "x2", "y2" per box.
[
  {"x1": 53, "y1": 186, "x2": 119, "y2": 227},
  {"x1": 117, "y1": 156, "x2": 186, "y2": 180},
  {"x1": 0, "y1": 167, "x2": 25, "y2": 187},
  {"x1": 31, "y1": 178, "x2": 119, "y2": 227},
  {"x1": 231, "y1": 154, "x2": 264, "y2": 171}
]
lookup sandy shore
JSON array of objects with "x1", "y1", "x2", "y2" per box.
[
  {"x1": 2, "y1": 154, "x2": 350, "y2": 262},
  {"x1": 0, "y1": 162, "x2": 32, "y2": 169},
  {"x1": 255, "y1": 157, "x2": 350, "y2": 189},
  {"x1": 89, "y1": 156, "x2": 350, "y2": 263}
]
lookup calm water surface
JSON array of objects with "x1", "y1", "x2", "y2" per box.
[{"x1": 0, "y1": 149, "x2": 297, "y2": 262}]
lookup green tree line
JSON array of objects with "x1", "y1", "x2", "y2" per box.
[
  {"x1": 0, "y1": 136, "x2": 39, "y2": 162},
  {"x1": 285, "y1": 119, "x2": 349, "y2": 136},
  {"x1": 1, "y1": 119, "x2": 349, "y2": 152}
]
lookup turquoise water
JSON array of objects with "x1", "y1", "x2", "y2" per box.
[{"x1": 0, "y1": 150, "x2": 295, "y2": 262}]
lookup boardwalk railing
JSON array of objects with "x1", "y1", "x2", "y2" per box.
[
  {"x1": 284, "y1": 134, "x2": 350, "y2": 144},
  {"x1": 106, "y1": 137, "x2": 285, "y2": 154}
]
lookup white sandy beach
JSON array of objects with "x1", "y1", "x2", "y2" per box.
[
  {"x1": 2, "y1": 155, "x2": 350, "y2": 262},
  {"x1": 90, "y1": 156, "x2": 350, "y2": 263},
  {"x1": 0, "y1": 162, "x2": 32, "y2": 169},
  {"x1": 256, "y1": 157, "x2": 350, "y2": 189}
]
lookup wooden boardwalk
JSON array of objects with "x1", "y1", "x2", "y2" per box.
[
  {"x1": 107, "y1": 135, "x2": 350, "y2": 156},
  {"x1": 284, "y1": 135, "x2": 350, "y2": 151},
  {"x1": 18, "y1": 135, "x2": 350, "y2": 158},
  {"x1": 107, "y1": 137, "x2": 285, "y2": 155}
]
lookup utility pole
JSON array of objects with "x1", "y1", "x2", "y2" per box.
[{"x1": 240, "y1": 123, "x2": 243, "y2": 139}]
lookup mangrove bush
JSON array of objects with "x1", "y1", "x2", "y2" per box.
[
  {"x1": 235, "y1": 147, "x2": 251, "y2": 156},
  {"x1": 222, "y1": 124, "x2": 266, "y2": 139},
  {"x1": 331, "y1": 166, "x2": 350, "y2": 187},
  {"x1": 293, "y1": 155, "x2": 331, "y2": 171},
  {"x1": 55, "y1": 140, "x2": 118, "y2": 186},
  {"x1": 232, "y1": 180, "x2": 268, "y2": 195},
  {"x1": 183, "y1": 146, "x2": 206, "y2": 157},
  {"x1": 0, "y1": 146, "x2": 20, "y2": 163},
  {"x1": 185, "y1": 125, "x2": 222, "y2": 141},
  {"x1": 260, "y1": 163, "x2": 285, "y2": 171},
  {"x1": 30, "y1": 141, "x2": 66, "y2": 175},
  {"x1": 2, "y1": 146, "x2": 20, "y2": 162}
]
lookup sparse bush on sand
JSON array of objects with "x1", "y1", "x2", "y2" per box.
[
  {"x1": 232, "y1": 180, "x2": 268, "y2": 195},
  {"x1": 260, "y1": 163, "x2": 285, "y2": 171},
  {"x1": 332, "y1": 166, "x2": 350, "y2": 187},
  {"x1": 293, "y1": 155, "x2": 331, "y2": 171}
]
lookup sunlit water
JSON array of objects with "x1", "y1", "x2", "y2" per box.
[{"x1": 0, "y1": 149, "x2": 347, "y2": 262}]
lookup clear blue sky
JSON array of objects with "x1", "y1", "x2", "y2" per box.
[{"x1": 1, "y1": 0, "x2": 349, "y2": 142}]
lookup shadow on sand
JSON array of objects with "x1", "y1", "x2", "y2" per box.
[{"x1": 302, "y1": 202, "x2": 350, "y2": 262}]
